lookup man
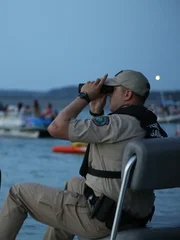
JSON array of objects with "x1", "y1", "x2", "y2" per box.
[{"x1": 0, "y1": 70, "x2": 167, "y2": 240}]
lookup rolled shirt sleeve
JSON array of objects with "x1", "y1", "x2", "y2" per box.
[{"x1": 68, "y1": 114, "x2": 144, "y2": 143}]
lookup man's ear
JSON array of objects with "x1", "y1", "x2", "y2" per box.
[{"x1": 124, "y1": 90, "x2": 133, "y2": 101}]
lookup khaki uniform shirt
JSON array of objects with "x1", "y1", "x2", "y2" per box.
[{"x1": 68, "y1": 114, "x2": 155, "y2": 218}]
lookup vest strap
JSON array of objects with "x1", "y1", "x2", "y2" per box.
[{"x1": 88, "y1": 167, "x2": 121, "y2": 178}]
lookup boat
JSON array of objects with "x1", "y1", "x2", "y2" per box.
[
  {"x1": 157, "y1": 114, "x2": 180, "y2": 123},
  {"x1": 52, "y1": 145, "x2": 87, "y2": 154},
  {"x1": 0, "y1": 114, "x2": 52, "y2": 138},
  {"x1": 0, "y1": 128, "x2": 51, "y2": 138}
]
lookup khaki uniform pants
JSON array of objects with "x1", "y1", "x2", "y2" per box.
[{"x1": 0, "y1": 177, "x2": 110, "y2": 240}]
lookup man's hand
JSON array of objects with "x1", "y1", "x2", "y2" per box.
[
  {"x1": 90, "y1": 95, "x2": 107, "y2": 114},
  {"x1": 48, "y1": 74, "x2": 108, "y2": 140},
  {"x1": 81, "y1": 74, "x2": 108, "y2": 101}
]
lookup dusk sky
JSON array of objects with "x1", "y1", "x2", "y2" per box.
[{"x1": 0, "y1": 0, "x2": 179, "y2": 91}]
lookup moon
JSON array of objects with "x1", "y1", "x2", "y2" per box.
[{"x1": 155, "y1": 75, "x2": 160, "y2": 81}]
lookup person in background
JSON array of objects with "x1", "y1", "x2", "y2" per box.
[
  {"x1": 3, "y1": 105, "x2": 9, "y2": 117},
  {"x1": 42, "y1": 103, "x2": 53, "y2": 119},
  {"x1": 17, "y1": 102, "x2": 23, "y2": 112},
  {"x1": 23, "y1": 105, "x2": 33, "y2": 117},
  {"x1": 16, "y1": 102, "x2": 25, "y2": 117},
  {"x1": 0, "y1": 70, "x2": 167, "y2": 240},
  {"x1": 51, "y1": 109, "x2": 58, "y2": 121},
  {"x1": 32, "y1": 99, "x2": 41, "y2": 117},
  {"x1": 171, "y1": 105, "x2": 179, "y2": 115}
]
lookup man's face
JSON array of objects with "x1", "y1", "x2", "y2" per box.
[{"x1": 109, "y1": 86, "x2": 126, "y2": 112}]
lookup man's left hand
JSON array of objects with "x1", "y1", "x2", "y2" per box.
[{"x1": 81, "y1": 74, "x2": 108, "y2": 101}]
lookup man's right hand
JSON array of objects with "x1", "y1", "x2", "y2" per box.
[{"x1": 90, "y1": 95, "x2": 107, "y2": 115}]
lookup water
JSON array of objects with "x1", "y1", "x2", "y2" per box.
[{"x1": 0, "y1": 122, "x2": 180, "y2": 239}]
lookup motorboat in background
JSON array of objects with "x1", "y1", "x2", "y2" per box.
[
  {"x1": 157, "y1": 114, "x2": 180, "y2": 123},
  {"x1": 0, "y1": 116, "x2": 52, "y2": 138},
  {"x1": 0, "y1": 107, "x2": 52, "y2": 138},
  {"x1": 153, "y1": 99, "x2": 180, "y2": 123}
]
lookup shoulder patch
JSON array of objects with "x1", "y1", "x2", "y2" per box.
[{"x1": 92, "y1": 116, "x2": 109, "y2": 126}]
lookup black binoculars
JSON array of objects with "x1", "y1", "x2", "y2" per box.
[{"x1": 78, "y1": 83, "x2": 114, "y2": 94}]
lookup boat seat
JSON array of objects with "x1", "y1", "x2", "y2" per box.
[{"x1": 78, "y1": 137, "x2": 180, "y2": 240}]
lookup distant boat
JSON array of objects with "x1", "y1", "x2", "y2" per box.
[
  {"x1": 157, "y1": 114, "x2": 180, "y2": 123},
  {"x1": 0, "y1": 114, "x2": 52, "y2": 138},
  {"x1": 0, "y1": 128, "x2": 50, "y2": 138}
]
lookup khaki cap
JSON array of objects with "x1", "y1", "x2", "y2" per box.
[{"x1": 104, "y1": 70, "x2": 150, "y2": 97}]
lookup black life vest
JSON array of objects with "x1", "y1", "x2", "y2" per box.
[{"x1": 79, "y1": 105, "x2": 168, "y2": 179}]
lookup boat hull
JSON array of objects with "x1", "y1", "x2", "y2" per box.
[
  {"x1": 0, "y1": 128, "x2": 51, "y2": 138},
  {"x1": 0, "y1": 115, "x2": 52, "y2": 138},
  {"x1": 157, "y1": 115, "x2": 180, "y2": 123}
]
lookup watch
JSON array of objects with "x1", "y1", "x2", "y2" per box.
[{"x1": 78, "y1": 92, "x2": 91, "y2": 103}]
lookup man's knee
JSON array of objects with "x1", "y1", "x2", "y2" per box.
[
  {"x1": 8, "y1": 183, "x2": 36, "y2": 212},
  {"x1": 9, "y1": 183, "x2": 33, "y2": 200},
  {"x1": 9, "y1": 183, "x2": 22, "y2": 196}
]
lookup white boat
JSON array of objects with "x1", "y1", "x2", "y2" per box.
[
  {"x1": 0, "y1": 129, "x2": 40, "y2": 138},
  {"x1": 0, "y1": 115, "x2": 25, "y2": 128},
  {"x1": 157, "y1": 114, "x2": 180, "y2": 123},
  {"x1": 0, "y1": 113, "x2": 51, "y2": 138}
]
